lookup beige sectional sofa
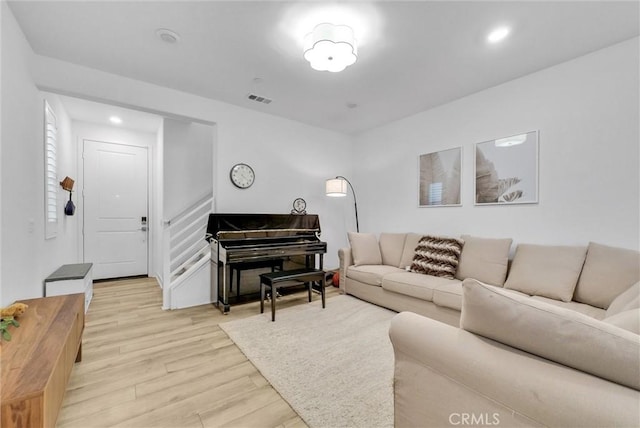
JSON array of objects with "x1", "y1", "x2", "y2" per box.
[{"x1": 338, "y1": 232, "x2": 640, "y2": 427}]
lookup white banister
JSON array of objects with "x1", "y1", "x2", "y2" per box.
[{"x1": 162, "y1": 192, "x2": 213, "y2": 310}]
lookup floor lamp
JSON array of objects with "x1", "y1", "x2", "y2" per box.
[{"x1": 326, "y1": 176, "x2": 359, "y2": 233}]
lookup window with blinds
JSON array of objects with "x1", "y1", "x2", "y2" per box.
[{"x1": 45, "y1": 101, "x2": 58, "y2": 239}]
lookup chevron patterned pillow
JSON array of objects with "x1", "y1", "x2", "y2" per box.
[{"x1": 410, "y1": 235, "x2": 464, "y2": 279}]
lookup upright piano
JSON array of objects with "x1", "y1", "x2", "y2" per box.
[{"x1": 207, "y1": 213, "x2": 327, "y2": 313}]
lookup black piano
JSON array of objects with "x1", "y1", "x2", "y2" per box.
[{"x1": 206, "y1": 213, "x2": 327, "y2": 313}]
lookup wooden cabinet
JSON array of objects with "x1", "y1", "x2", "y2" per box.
[{"x1": 1, "y1": 294, "x2": 84, "y2": 428}]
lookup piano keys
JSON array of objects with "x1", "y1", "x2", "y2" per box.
[{"x1": 206, "y1": 213, "x2": 327, "y2": 313}]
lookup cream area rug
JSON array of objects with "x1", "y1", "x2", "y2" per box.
[{"x1": 219, "y1": 294, "x2": 395, "y2": 428}]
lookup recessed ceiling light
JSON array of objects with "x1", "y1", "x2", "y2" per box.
[
  {"x1": 109, "y1": 116, "x2": 122, "y2": 125},
  {"x1": 487, "y1": 26, "x2": 510, "y2": 44},
  {"x1": 156, "y1": 28, "x2": 181, "y2": 44}
]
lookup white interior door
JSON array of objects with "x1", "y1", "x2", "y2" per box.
[{"x1": 83, "y1": 140, "x2": 148, "y2": 280}]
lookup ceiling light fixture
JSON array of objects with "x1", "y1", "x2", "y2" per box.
[
  {"x1": 303, "y1": 23, "x2": 357, "y2": 72},
  {"x1": 495, "y1": 133, "x2": 526, "y2": 147},
  {"x1": 109, "y1": 116, "x2": 122, "y2": 125},
  {"x1": 487, "y1": 26, "x2": 510, "y2": 44}
]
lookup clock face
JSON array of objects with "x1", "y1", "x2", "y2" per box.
[
  {"x1": 293, "y1": 197, "x2": 307, "y2": 213},
  {"x1": 230, "y1": 163, "x2": 255, "y2": 189}
]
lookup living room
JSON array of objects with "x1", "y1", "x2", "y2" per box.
[{"x1": 1, "y1": 1, "x2": 639, "y2": 427}]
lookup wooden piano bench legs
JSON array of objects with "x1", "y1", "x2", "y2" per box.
[{"x1": 259, "y1": 268, "x2": 326, "y2": 321}]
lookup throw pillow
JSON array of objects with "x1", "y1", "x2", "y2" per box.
[
  {"x1": 379, "y1": 233, "x2": 407, "y2": 267},
  {"x1": 455, "y1": 235, "x2": 512, "y2": 286},
  {"x1": 461, "y1": 278, "x2": 640, "y2": 391},
  {"x1": 504, "y1": 244, "x2": 587, "y2": 302},
  {"x1": 606, "y1": 281, "x2": 640, "y2": 317},
  {"x1": 574, "y1": 242, "x2": 640, "y2": 309},
  {"x1": 398, "y1": 233, "x2": 422, "y2": 269},
  {"x1": 410, "y1": 235, "x2": 464, "y2": 279},
  {"x1": 348, "y1": 232, "x2": 382, "y2": 266},
  {"x1": 604, "y1": 309, "x2": 640, "y2": 335}
]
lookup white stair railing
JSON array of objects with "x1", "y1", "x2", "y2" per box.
[{"x1": 162, "y1": 192, "x2": 213, "y2": 309}]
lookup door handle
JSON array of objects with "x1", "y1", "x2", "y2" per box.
[{"x1": 140, "y1": 226, "x2": 148, "y2": 232}]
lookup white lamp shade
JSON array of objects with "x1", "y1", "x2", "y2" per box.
[
  {"x1": 326, "y1": 178, "x2": 347, "y2": 197},
  {"x1": 303, "y1": 23, "x2": 357, "y2": 73}
]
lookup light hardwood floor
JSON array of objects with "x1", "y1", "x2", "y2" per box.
[{"x1": 57, "y1": 276, "x2": 339, "y2": 428}]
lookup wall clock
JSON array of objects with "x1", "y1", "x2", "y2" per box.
[
  {"x1": 229, "y1": 163, "x2": 255, "y2": 189},
  {"x1": 291, "y1": 197, "x2": 307, "y2": 214}
]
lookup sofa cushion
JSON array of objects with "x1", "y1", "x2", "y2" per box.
[
  {"x1": 606, "y1": 281, "x2": 640, "y2": 317},
  {"x1": 346, "y1": 265, "x2": 404, "y2": 286},
  {"x1": 432, "y1": 282, "x2": 463, "y2": 311},
  {"x1": 604, "y1": 309, "x2": 640, "y2": 334},
  {"x1": 382, "y1": 272, "x2": 459, "y2": 302},
  {"x1": 379, "y1": 233, "x2": 407, "y2": 267},
  {"x1": 410, "y1": 235, "x2": 464, "y2": 279},
  {"x1": 455, "y1": 235, "x2": 512, "y2": 286},
  {"x1": 461, "y1": 278, "x2": 640, "y2": 391},
  {"x1": 530, "y1": 296, "x2": 606, "y2": 320},
  {"x1": 574, "y1": 242, "x2": 640, "y2": 309},
  {"x1": 399, "y1": 233, "x2": 422, "y2": 269},
  {"x1": 504, "y1": 244, "x2": 587, "y2": 302},
  {"x1": 348, "y1": 232, "x2": 382, "y2": 266}
]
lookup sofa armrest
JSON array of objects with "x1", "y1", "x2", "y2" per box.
[
  {"x1": 338, "y1": 247, "x2": 353, "y2": 294},
  {"x1": 389, "y1": 312, "x2": 640, "y2": 428}
]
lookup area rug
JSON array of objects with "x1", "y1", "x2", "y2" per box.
[{"x1": 219, "y1": 295, "x2": 395, "y2": 428}]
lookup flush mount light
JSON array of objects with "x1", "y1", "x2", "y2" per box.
[
  {"x1": 487, "y1": 26, "x2": 510, "y2": 44},
  {"x1": 156, "y1": 28, "x2": 181, "y2": 44},
  {"x1": 495, "y1": 133, "x2": 526, "y2": 147},
  {"x1": 303, "y1": 23, "x2": 357, "y2": 72},
  {"x1": 109, "y1": 116, "x2": 122, "y2": 125}
]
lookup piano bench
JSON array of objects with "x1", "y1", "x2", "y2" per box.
[
  {"x1": 259, "y1": 268, "x2": 326, "y2": 322},
  {"x1": 229, "y1": 259, "x2": 284, "y2": 296}
]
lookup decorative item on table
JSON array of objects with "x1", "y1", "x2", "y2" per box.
[
  {"x1": 291, "y1": 197, "x2": 307, "y2": 214},
  {"x1": 0, "y1": 302, "x2": 28, "y2": 341},
  {"x1": 60, "y1": 176, "x2": 76, "y2": 215}
]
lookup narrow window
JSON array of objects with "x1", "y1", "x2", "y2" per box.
[{"x1": 45, "y1": 101, "x2": 57, "y2": 239}]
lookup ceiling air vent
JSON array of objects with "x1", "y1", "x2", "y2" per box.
[{"x1": 247, "y1": 93, "x2": 272, "y2": 105}]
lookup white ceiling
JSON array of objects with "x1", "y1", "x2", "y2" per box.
[
  {"x1": 9, "y1": 1, "x2": 640, "y2": 135},
  {"x1": 58, "y1": 95, "x2": 162, "y2": 133}
]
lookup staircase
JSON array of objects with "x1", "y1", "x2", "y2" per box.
[{"x1": 162, "y1": 193, "x2": 213, "y2": 310}]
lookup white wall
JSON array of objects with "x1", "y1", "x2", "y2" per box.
[
  {"x1": 0, "y1": 6, "x2": 84, "y2": 305},
  {"x1": 163, "y1": 119, "x2": 214, "y2": 220},
  {"x1": 354, "y1": 37, "x2": 640, "y2": 251},
  {"x1": 1, "y1": 3, "x2": 43, "y2": 305}
]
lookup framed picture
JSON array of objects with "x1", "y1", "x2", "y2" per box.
[
  {"x1": 419, "y1": 147, "x2": 462, "y2": 207},
  {"x1": 474, "y1": 131, "x2": 538, "y2": 205}
]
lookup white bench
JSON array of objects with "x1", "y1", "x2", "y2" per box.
[{"x1": 45, "y1": 263, "x2": 93, "y2": 313}]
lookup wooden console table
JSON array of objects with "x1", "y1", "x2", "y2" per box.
[{"x1": 1, "y1": 294, "x2": 84, "y2": 428}]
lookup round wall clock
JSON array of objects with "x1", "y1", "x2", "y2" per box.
[
  {"x1": 292, "y1": 197, "x2": 307, "y2": 214},
  {"x1": 229, "y1": 163, "x2": 255, "y2": 189}
]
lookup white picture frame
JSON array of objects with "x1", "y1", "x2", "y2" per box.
[
  {"x1": 418, "y1": 147, "x2": 462, "y2": 207},
  {"x1": 474, "y1": 131, "x2": 539, "y2": 205}
]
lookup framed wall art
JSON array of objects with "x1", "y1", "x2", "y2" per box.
[
  {"x1": 419, "y1": 147, "x2": 462, "y2": 207},
  {"x1": 474, "y1": 131, "x2": 538, "y2": 205}
]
